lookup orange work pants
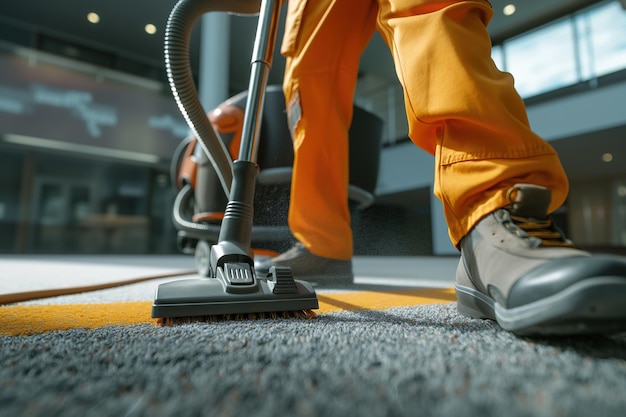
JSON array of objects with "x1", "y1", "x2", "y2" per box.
[{"x1": 281, "y1": 0, "x2": 569, "y2": 260}]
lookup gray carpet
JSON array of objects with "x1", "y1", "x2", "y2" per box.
[{"x1": 2, "y1": 304, "x2": 626, "y2": 417}]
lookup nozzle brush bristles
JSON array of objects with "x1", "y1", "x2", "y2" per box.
[{"x1": 156, "y1": 309, "x2": 317, "y2": 326}]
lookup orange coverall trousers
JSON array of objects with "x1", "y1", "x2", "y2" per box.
[{"x1": 281, "y1": 0, "x2": 569, "y2": 260}]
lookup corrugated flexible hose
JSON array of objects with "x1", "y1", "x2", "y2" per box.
[
  {"x1": 165, "y1": 0, "x2": 262, "y2": 196},
  {"x1": 165, "y1": 0, "x2": 262, "y2": 235}
]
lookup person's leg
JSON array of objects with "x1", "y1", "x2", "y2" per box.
[
  {"x1": 375, "y1": 0, "x2": 568, "y2": 245},
  {"x1": 281, "y1": 0, "x2": 378, "y2": 261},
  {"x1": 254, "y1": 0, "x2": 379, "y2": 285},
  {"x1": 376, "y1": 0, "x2": 626, "y2": 335}
]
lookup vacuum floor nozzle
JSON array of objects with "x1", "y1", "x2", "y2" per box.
[{"x1": 152, "y1": 266, "x2": 319, "y2": 319}]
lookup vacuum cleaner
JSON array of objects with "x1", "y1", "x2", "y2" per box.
[
  {"x1": 170, "y1": 84, "x2": 297, "y2": 262},
  {"x1": 151, "y1": 0, "x2": 319, "y2": 322}
]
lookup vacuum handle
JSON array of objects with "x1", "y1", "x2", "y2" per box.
[
  {"x1": 238, "y1": 0, "x2": 282, "y2": 163},
  {"x1": 213, "y1": 0, "x2": 283, "y2": 264}
]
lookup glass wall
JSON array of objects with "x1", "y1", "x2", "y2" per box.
[
  {"x1": 0, "y1": 146, "x2": 177, "y2": 254},
  {"x1": 615, "y1": 181, "x2": 626, "y2": 247},
  {"x1": 567, "y1": 178, "x2": 626, "y2": 251},
  {"x1": 0, "y1": 149, "x2": 24, "y2": 252},
  {"x1": 0, "y1": 41, "x2": 185, "y2": 254}
]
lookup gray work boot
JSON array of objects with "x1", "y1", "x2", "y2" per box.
[
  {"x1": 255, "y1": 242, "x2": 353, "y2": 287},
  {"x1": 456, "y1": 183, "x2": 626, "y2": 336}
]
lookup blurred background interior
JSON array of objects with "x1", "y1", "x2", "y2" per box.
[{"x1": 0, "y1": 0, "x2": 625, "y2": 256}]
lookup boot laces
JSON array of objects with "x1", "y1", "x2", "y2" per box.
[{"x1": 509, "y1": 214, "x2": 576, "y2": 248}]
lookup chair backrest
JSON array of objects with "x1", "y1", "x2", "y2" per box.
[
  {"x1": 219, "y1": 85, "x2": 384, "y2": 195},
  {"x1": 348, "y1": 105, "x2": 384, "y2": 194}
]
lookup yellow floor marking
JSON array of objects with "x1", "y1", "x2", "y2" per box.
[
  {"x1": 0, "y1": 288, "x2": 456, "y2": 336},
  {"x1": 1, "y1": 302, "x2": 152, "y2": 336},
  {"x1": 317, "y1": 288, "x2": 456, "y2": 313}
]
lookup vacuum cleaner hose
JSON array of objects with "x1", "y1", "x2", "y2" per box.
[
  {"x1": 165, "y1": 0, "x2": 262, "y2": 196},
  {"x1": 172, "y1": 184, "x2": 214, "y2": 234}
]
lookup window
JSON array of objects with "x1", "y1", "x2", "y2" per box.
[
  {"x1": 580, "y1": 0, "x2": 626, "y2": 78},
  {"x1": 492, "y1": 0, "x2": 626, "y2": 99},
  {"x1": 504, "y1": 19, "x2": 579, "y2": 97},
  {"x1": 491, "y1": 45, "x2": 505, "y2": 71}
]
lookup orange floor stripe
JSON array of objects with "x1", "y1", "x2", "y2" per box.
[{"x1": 0, "y1": 288, "x2": 456, "y2": 336}]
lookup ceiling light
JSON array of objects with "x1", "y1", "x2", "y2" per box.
[
  {"x1": 503, "y1": 4, "x2": 516, "y2": 16},
  {"x1": 145, "y1": 24, "x2": 157, "y2": 35},
  {"x1": 602, "y1": 152, "x2": 613, "y2": 162},
  {"x1": 87, "y1": 12, "x2": 100, "y2": 24}
]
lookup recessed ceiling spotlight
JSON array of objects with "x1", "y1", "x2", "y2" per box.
[
  {"x1": 602, "y1": 152, "x2": 614, "y2": 162},
  {"x1": 87, "y1": 12, "x2": 100, "y2": 24},
  {"x1": 145, "y1": 24, "x2": 157, "y2": 35},
  {"x1": 503, "y1": 4, "x2": 516, "y2": 16}
]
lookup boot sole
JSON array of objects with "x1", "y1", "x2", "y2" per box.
[{"x1": 456, "y1": 276, "x2": 626, "y2": 336}]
